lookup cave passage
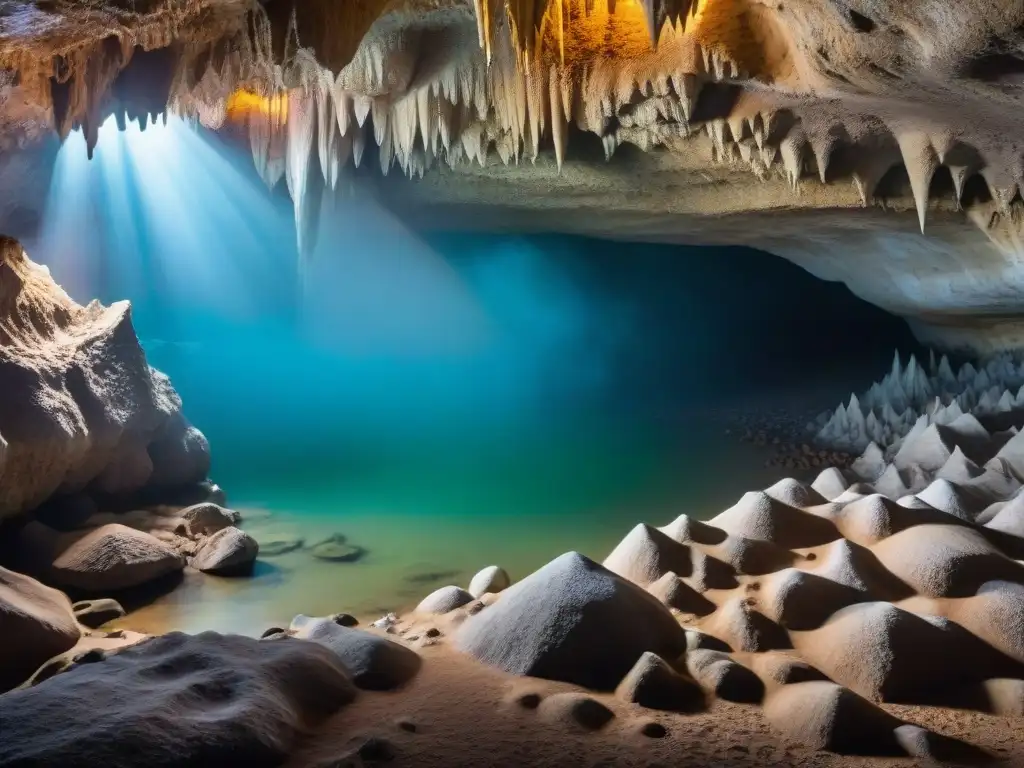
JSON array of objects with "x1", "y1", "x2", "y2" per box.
[{"x1": 26, "y1": 115, "x2": 915, "y2": 632}]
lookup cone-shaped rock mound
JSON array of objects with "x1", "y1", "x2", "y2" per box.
[{"x1": 454, "y1": 552, "x2": 686, "y2": 690}]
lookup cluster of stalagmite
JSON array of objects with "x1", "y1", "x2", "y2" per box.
[{"x1": 814, "y1": 350, "x2": 1024, "y2": 453}]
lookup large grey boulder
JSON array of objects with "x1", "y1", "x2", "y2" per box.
[
  {"x1": 289, "y1": 614, "x2": 421, "y2": 690},
  {"x1": 47, "y1": 524, "x2": 185, "y2": 592},
  {"x1": 454, "y1": 551, "x2": 686, "y2": 690},
  {"x1": 0, "y1": 631, "x2": 356, "y2": 768},
  {"x1": 0, "y1": 566, "x2": 81, "y2": 692},
  {"x1": 189, "y1": 527, "x2": 258, "y2": 575}
]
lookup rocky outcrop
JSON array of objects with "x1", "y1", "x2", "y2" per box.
[
  {"x1": 0, "y1": 631, "x2": 357, "y2": 768},
  {"x1": 0, "y1": 237, "x2": 211, "y2": 521},
  {"x1": 32, "y1": 523, "x2": 186, "y2": 593},
  {"x1": 0, "y1": 565, "x2": 81, "y2": 692}
]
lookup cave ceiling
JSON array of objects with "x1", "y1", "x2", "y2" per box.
[{"x1": 3, "y1": 0, "x2": 1024, "y2": 351}]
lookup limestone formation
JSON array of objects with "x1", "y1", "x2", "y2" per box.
[
  {"x1": 0, "y1": 631, "x2": 357, "y2": 767},
  {"x1": 0, "y1": 566, "x2": 81, "y2": 692},
  {"x1": 0, "y1": 238, "x2": 211, "y2": 520},
  {"x1": 6, "y1": 5, "x2": 1024, "y2": 347}
]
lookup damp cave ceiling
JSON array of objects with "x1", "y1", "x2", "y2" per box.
[{"x1": 3, "y1": 0, "x2": 1024, "y2": 352}]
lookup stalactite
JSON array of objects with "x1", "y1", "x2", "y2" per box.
[{"x1": 286, "y1": 88, "x2": 323, "y2": 265}]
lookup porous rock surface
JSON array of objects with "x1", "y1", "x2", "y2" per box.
[
  {"x1": 0, "y1": 237, "x2": 210, "y2": 520},
  {"x1": 0, "y1": 631, "x2": 357, "y2": 768},
  {"x1": 454, "y1": 551, "x2": 687, "y2": 690},
  {"x1": 0, "y1": 565, "x2": 81, "y2": 692}
]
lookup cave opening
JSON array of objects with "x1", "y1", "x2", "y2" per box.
[{"x1": 18, "y1": 115, "x2": 916, "y2": 632}]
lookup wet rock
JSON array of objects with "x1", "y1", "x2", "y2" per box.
[
  {"x1": 289, "y1": 614, "x2": 422, "y2": 691},
  {"x1": 257, "y1": 536, "x2": 304, "y2": 557},
  {"x1": 72, "y1": 598, "x2": 126, "y2": 628},
  {"x1": 310, "y1": 534, "x2": 367, "y2": 563},
  {"x1": 189, "y1": 527, "x2": 258, "y2": 575},
  {"x1": 468, "y1": 565, "x2": 510, "y2": 598},
  {"x1": 0, "y1": 566, "x2": 81, "y2": 692},
  {"x1": 0, "y1": 631, "x2": 356, "y2": 767},
  {"x1": 415, "y1": 585, "x2": 474, "y2": 615}
]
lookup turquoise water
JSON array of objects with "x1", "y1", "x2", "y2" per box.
[{"x1": 125, "y1": 411, "x2": 780, "y2": 637}]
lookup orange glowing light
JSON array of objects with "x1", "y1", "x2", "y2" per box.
[{"x1": 226, "y1": 90, "x2": 289, "y2": 123}]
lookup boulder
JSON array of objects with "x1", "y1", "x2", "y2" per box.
[
  {"x1": 468, "y1": 565, "x2": 510, "y2": 598},
  {"x1": 0, "y1": 566, "x2": 81, "y2": 692},
  {"x1": 415, "y1": 585, "x2": 474, "y2": 615},
  {"x1": 454, "y1": 552, "x2": 686, "y2": 690},
  {"x1": 189, "y1": 527, "x2": 258, "y2": 575},
  {"x1": 764, "y1": 681, "x2": 902, "y2": 755},
  {"x1": 49, "y1": 524, "x2": 185, "y2": 592},
  {"x1": 289, "y1": 614, "x2": 421, "y2": 690},
  {"x1": 72, "y1": 598, "x2": 126, "y2": 628},
  {"x1": 615, "y1": 652, "x2": 705, "y2": 713},
  {"x1": 177, "y1": 503, "x2": 240, "y2": 537},
  {"x1": 0, "y1": 631, "x2": 356, "y2": 767}
]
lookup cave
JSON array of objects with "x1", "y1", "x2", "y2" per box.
[{"x1": 1, "y1": 2, "x2": 1024, "y2": 767}]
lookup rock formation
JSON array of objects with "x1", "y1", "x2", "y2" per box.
[
  {"x1": 0, "y1": 236, "x2": 211, "y2": 520},
  {"x1": 4, "y1": 3, "x2": 1024, "y2": 349},
  {"x1": 814, "y1": 349, "x2": 1024, "y2": 453}
]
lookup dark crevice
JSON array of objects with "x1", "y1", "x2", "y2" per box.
[
  {"x1": 848, "y1": 9, "x2": 876, "y2": 32},
  {"x1": 966, "y1": 51, "x2": 1024, "y2": 82},
  {"x1": 874, "y1": 163, "x2": 910, "y2": 200},
  {"x1": 928, "y1": 165, "x2": 955, "y2": 203},
  {"x1": 961, "y1": 173, "x2": 993, "y2": 208}
]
